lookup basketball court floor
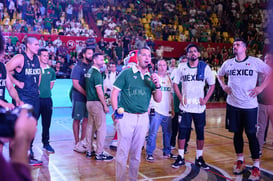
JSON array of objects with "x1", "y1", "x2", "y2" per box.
[{"x1": 3, "y1": 79, "x2": 273, "y2": 180}]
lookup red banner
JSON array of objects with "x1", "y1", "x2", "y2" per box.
[{"x1": 3, "y1": 32, "x2": 232, "y2": 58}]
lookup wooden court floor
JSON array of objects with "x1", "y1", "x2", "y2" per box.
[{"x1": 8, "y1": 107, "x2": 273, "y2": 181}]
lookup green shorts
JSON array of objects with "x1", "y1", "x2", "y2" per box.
[{"x1": 72, "y1": 100, "x2": 88, "y2": 120}]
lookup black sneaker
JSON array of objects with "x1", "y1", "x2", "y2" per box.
[
  {"x1": 43, "y1": 144, "x2": 55, "y2": 153},
  {"x1": 195, "y1": 156, "x2": 209, "y2": 170},
  {"x1": 29, "y1": 157, "x2": 43, "y2": 166},
  {"x1": 171, "y1": 155, "x2": 185, "y2": 168},
  {"x1": 146, "y1": 155, "x2": 154, "y2": 161},
  {"x1": 95, "y1": 152, "x2": 114, "y2": 161},
  {"x1": 86, "y1": 151, "x2": 96, "y2": 158}
]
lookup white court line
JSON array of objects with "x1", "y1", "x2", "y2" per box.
[
  {"x1": 172, "y1": 162, "x2": 192, "y2": 181},
  {"x1": 207, "y1": 163, "x2": 233, "y2": 180},
  {"x1": 36, "y1": 147, "x2": 68, "y2": 181}
]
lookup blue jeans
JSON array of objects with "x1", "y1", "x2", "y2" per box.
[{"x1": 146, "y1": 111, "x2": 172, "y2": 155}]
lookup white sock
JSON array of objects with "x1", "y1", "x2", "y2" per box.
[
  {"x1": 196, "y1": 150, "x2": 203, "y2": 159},
  {"x1": 237, "y1": 155, "x2": 244, "y2": 161},
  {"x1": 178, "y1": 149, "x2": 184, "y2": 158},
  {"x1": 253, "y1": 160, "x2": 260, "y2": 168}
]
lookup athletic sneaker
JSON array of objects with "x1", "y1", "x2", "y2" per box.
[
  {"x1": 146, "y1": 155, "x2": 154, "y2": 161},
  {"x1": 109, "y1": 140, "x2": 117, "y2": 151},
  {"x1": 29, "y1": 157, "x2": 43, "y2": 166},
  {"x1": 248, "y1": 166, "x2": 260, "y2": 181},
  {"x1": 86, "y1": 151, "x2": 96, "y2": 158},
  {"x1": 233, "y1": 160, "x2": 245, "y2": 174},
  {"x1": 95, "y1": 152, "x2": 114, "y2": 161},
  {"x1": 195, "y1": 156, "x2": 210, "y2": 170},
  {"x1": 43, "y1": 144, "x2": 55, "y2": 153},
  {"x1": 163, "y1": 153, "x2": 177, "y2": 159},
  {"x1": 171, "y1": 155, "x2": 185, "y2": 168},
  {"x1": 73, "y1": 142, "x2": 87, "y2": 153}
]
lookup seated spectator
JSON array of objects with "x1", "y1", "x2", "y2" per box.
[
  {"x1": 76, "y1": 41, "x2": 85, "y2": 55},
  {"x1": 57, "y1": 42, "x2": 70, "y2": 63},
  {"x1": 53, "y1": 36, "x2": 62, "y2": 48},
  {"x1": 46, "y1": 43, "x2": 56, "y2": 59}
]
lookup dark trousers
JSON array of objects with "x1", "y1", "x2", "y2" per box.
[
  {"x1": 38, "y1": 98, "x2": 53, "y2": 146},
  {"x1": 170, "y1": 112, "x2": 179, "y2": 147},
  {"x1": 171, "y1": 112, "x2": 191, "y2": 149}
]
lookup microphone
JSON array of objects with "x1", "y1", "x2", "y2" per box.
[{"x1": 148, "y1": 64, "x2": 153, "y2": 74}]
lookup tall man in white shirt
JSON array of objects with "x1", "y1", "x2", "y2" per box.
[
  {"x1": 172, "y1": 44, "x2": 215, "y2": 169},
  {"x1": 218, "y1": 39, "x2": 271, "y2": 181}
]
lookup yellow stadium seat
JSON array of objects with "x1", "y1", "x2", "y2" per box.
[
  {"x1": 141, "y1": 18, "x2": 147, "y2": 24},
  {"x1": 144, "y1": 23, "x2": 150, "y2": 30},
  {"x1": 229, "y1": 37, "x2": 234, "y2": 43},
  {"x1": 178, "y1": 25, "x2": 183, "y2": 32},
  {"x1": 223, "y1": 32, "x2": 228, "y2": 38}
]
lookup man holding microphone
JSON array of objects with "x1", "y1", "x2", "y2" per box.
[{"x1": 111, "y1": 47, "x2": 162, "y2": 181}]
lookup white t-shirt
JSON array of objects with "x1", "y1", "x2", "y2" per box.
[
  {"x1": 173, "y1": 62, "x2": 215, "y2": 113},
  {"x1": 150, "y1": 75, "x2": 172, "y2": 116},
  {"x1": 218, "y1": 56, "x2": 272, "y2": 109},
  {"x1": 104, "y1": 72, "x2": 118, "y2": 91}
]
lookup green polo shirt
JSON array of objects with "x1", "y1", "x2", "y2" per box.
[
  {"x1": 39, "y1": 66, "x2": 56, "y2": 98},
  {"x1": 86, "y1": 66, "x2": 103, "y2": 101},
  {"x1": 113, "y1": 66, "x2": 156, "y2": 113}
]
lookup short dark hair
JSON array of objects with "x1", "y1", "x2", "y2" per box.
[
  {"x1": 186, "y1": 44, "x2": 199, "y2": 53},
  {"x1": 38, "y1": 48, "x2": 48, "y2": 56},
  {"x1": 179, "y1": 55, "x2": 187, "y2": 62},
  {"x1": 92, "y1": 52, "x2": 104, "y2": 61},
  {"x1": 81, "y1": 47, "x2": 93, "y2": 54},
  {"x1": 137, "y1": 47, "x2": 151, "y2": 57},
  {"x1": 234, "y1": 38, "x2": 248, "y2": 47}
]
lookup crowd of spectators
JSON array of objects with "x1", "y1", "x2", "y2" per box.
[
  {"x1": 0, "y1": 0, "x2": 96, "y2": 37},
  {"x1": 0, "y1": 0, "x2": 270, "y2": 81}
]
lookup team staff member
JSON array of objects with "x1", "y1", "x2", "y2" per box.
[
  {"x1": 85, "y1": 52, "x2": 113, "y2": 161},
  {"x1": 111, "y1": 47, "x2": 162, "y2": 181},
  {"x1": 71, "y1": 47, "x2": 93, "y2": 153},
  {"x1": 218, "y1": 39, "x2": 271, "y2": 181},
  {"x1": 38, "y1": 48, "x2": 56, "y2": 153},
  {"x1": 172, "y1": 44, "x2": 215, "y2": 169},
  {"x1": 146, "y1": 59, "x2": 175, "y2": 161},
  {"x1": 6, "y1": 36, "x2": 42, "y2": 166}
]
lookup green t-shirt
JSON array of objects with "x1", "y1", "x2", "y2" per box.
[
  {"x1": 114, "y1": 66, "x2": 156, "y2": 113},
  {"x1": 86, "y1": 66, "x2": 103, "y2": 101},
  {"x1": 39, "y1": 66, "x2": 56, "y2": 98}
]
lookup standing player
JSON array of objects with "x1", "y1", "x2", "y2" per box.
[
  {"x1": 146, "y1": 59, "x2": 176, "y2": 161},
  {"x1": 172, "y1": 44, "x2": 215, "y2": 169},
  {"x1": 111, "y1": 47, "x2": 162, "y2": 181},
  {"x1": 85, "y1": 52, "x2": 113, "y2": 161},
  {"x1": 70, "y1": 47, "x2": 93, "y2": 152},
  {"x1": 6, "y1": 36, "x2": 42, "y2": 166},
  {"x1": 218, "y1": 39, "x2": 271, "y2": 181},
  {"x1": 38, "y1": 48, "x2": 56, "y2": 153}
]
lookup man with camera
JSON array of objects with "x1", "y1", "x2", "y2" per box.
[{"x1": 0, "y1": 108, "x2": 37, "y2": 181}]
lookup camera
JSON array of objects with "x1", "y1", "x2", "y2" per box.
[
  {"x1": 150, "y1": 108, "x2": 155, "y2": 116},
  {"x1": 0, "y1": 104, "x2": 34, "y2": 137}
]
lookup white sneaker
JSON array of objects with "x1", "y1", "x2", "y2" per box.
[
  {"x1": 73, "y1": 142, "x2": 87, "y2": 153},
  {"x1": 81, "y1": 139, "x2": 87, "y2": 148}
]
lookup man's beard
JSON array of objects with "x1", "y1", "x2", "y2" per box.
[
  {"x1": 86, "y1": 57, "x2": 92, "y2": 63},
  {"x1": 190, "y1": 56, "x2": 198, "y2": 61}
]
